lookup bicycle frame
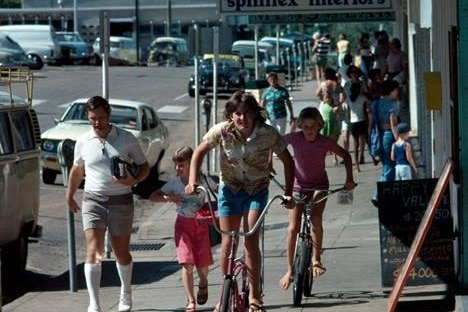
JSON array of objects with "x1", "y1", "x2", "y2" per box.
[{"x1": 196, "y1": 186, "x2": 285, "y2": 312}]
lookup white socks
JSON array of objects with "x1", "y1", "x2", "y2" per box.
[
  {"x1": 116, "y1": 261, "x2": 133, "y2": 295},
  {"x1": 84, "y1": 262, "x2": 102, "y2": 309}
]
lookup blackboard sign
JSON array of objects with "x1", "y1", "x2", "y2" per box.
[{"x1": 377, "y1": 179, "x2": 454, "y2": 287}]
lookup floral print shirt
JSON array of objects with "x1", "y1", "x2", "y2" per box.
[{"x1": 203, "y1": 121, "x2": 287, "y2": 194}]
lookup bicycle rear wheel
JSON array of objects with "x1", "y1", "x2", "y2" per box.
[{"x1": 292, "y1": 239, "x2": 311, "y2": 306}]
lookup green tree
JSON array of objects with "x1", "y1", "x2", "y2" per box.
[{"x1": 0, "y1": 0, "x2": 21, "y2": 8}]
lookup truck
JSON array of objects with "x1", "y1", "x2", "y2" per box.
[{"x1": 0, "y1": 67, "x2": 42, "y2": 300}]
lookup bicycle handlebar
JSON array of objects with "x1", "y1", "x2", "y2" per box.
[{"x1": 196, "y1": 185, "x2": 287, "y2": 237}]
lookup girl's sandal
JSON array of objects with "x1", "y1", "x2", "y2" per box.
[
  {"x1": 197, "y1": 285, "x2": 208, "y2": 305},
  {"x1": 186, "y1": 300, "x2": 196, "y2": 312},
  {"x1": 312, "y1": 261, "x2": 327, "y2": 277},
  {"x1": 249, "y1": 302, "x2": 266, "y2": 312}
]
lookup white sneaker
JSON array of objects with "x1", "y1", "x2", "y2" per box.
[
  {"x1": 118, "y1": 293, "x2": 132, "y2": 312},
  {"x1": 87, "y1": 306, "x2": 102, "y2": 312}
]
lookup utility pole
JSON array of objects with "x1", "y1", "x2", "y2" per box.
[
  {"x1": 135, "y1": 0, "x2": 140, "y2": 63},
  {"x1": 166, "y1": 0, "x2": 172, "y2": 36}
]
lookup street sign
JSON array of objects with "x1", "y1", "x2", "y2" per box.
[
  {"x1": 249, "y1": 11, "x2": 396, "y2": 24},
  {"x1": 218, "y1": 0, "x2": 392, "y2": 15}
]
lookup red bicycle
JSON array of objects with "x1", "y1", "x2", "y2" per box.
[{"x1": 196, "y1": 185, "x2": 286, "y2": 312}]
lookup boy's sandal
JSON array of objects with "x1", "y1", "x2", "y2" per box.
[
  {"x1": 186, "y1": 300, "x2": 196, "y2": 312},
  {"x1": 197, "y1": 285, "x2": 208, "y2": 305},
  {"x1": 249, "y1": 302, "x2": 266, "y2": 312}
]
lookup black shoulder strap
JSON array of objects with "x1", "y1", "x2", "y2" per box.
[{"x1": 202, "y1": 173, "x2": 217, "y2": 200}]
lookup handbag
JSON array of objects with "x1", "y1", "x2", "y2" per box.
[{"x1": 195, "y1": 174, "x2": 218, "y2": 226}]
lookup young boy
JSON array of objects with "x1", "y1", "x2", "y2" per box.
[
  {"x1": 391, "y1": 123, "x2": 417, "y2": 180},
  {"x1": 149, "y1": 146, "x2": 216, "y2": 312}
]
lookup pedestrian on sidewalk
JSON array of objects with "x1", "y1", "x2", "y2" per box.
[
  {"x1": 259, "y1": 72, "x2": 296, "y2": 135},
  {"x1": 185, "y1": 91, "x2": 295, "y2": 312},
  {"x1": 65, "y1": 95, "x2": 150, "y2": 312},
  {"x1": 368, "y1": 79, "x2": 400, "y2": 207},
  {"x1": 336, "y1": 33, "x2": 351, "y2": 68},
  {"x1": 391, "y1": 123, "x2": 417, "y2": 180},
  {"x1": 344, "y1": 65, "x2": 371, "y2": 172},
  {"x1": 279, "y1": 107, "x2": 356, "y2": 290},
  {"x1": 149, "y1": 146, "x2": 215, "y2": 312},
  {"x1": 313, "y1": 32, "x2": 332, "y2": 83}
]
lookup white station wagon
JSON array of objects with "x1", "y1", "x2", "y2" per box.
[{"x1": 40, "y1": 98, "x2": 170, "y2": 185}]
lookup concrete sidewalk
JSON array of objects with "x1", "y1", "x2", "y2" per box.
[{"x1": 4, "y1": 77, "x2": 461, "y2": 312}]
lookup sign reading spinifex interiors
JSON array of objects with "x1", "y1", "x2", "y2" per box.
[
  {"x1": 218, "y1": 0, "x2": 392, "y2": 14},
  {"x1": 249, "y1": 11, "x2": 396, "y2": 24}
]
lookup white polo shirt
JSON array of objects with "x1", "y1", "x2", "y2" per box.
[{"x1": 74, "y1": 125, "x2": 147, "y2": 195}]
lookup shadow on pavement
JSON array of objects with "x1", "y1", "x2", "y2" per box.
[{"x1": 3, "y1": 260, "x2": 179, "y2": 305}]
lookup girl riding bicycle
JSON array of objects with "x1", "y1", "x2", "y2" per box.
[
  {"x1": 185, "y1": 91, "x2": 295, "y2": 312},
  {"x1": 278, "y1": 107, "x2": 356, "y2": 290}
]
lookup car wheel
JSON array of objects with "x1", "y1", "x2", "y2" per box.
[
  {"x1": 188, "y1": 82, "x2": 195, "y2": 97},
  {"x1": 156, "y1": 54, "x2": 165, "y2": 65},
  {"x1": 1, "y1": 231, "x2": 28, "y2": 299},
  {"x1": 42, "y1": 167, "x2": 57, "y2": 184},
  {"x1": 28, "y1": 54, "x2": 44, "y2": 70},
  {"x1": 89, "y1": 54, "x2": 102, "y2": 66}
]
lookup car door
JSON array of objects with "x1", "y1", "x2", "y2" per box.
[{"x1": 139, "y1": 106, "x2": 167, "y2": 168}]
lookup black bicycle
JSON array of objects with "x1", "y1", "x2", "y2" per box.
[{"x1": 292, "y1": 187, "x2": 348, "y2": 306}]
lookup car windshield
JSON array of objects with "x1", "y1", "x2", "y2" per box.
[
  {"x1": 57, "y1": 33, "x2": 83, "y2": 42},
  {"x1": 0, "y1": 35, "x2": 22, "y2": 51},
  {"x1": 202, "y1": 56, "x2": 241, "y2": 68},
  {"x1": 62, "y1": 103, "x2": 139, "y2": 130}
]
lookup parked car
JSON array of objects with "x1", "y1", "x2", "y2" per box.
[
  {"x1": 0, "y1": 24, "x2": 62, "y2": 69},
  {"x1": 147, "y1": 36, "x2": 189, "y2": 66},
  {"x1": 0, "y1": 32, "x2": 38, "y2": 69},
  {"x1": 40, "y1": 98, "x2": 170, "y2": 185},
  {"x1": 260, "y1": 36, "x2": 301, "y2": 80},
  {"x1": 231, "y1": 40, "x2": 275, "y2": 78},
  {"x1": 92, "y1": 36, "x2": 137, "y2": 66},
  {"x1": 187, "y1": 53, "x2": 250, "y2": 97},
  {"x1": 56, "y1": 31, "x2": 92, "y2": 65}
]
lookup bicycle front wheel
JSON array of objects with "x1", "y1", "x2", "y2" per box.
[
  {"x1": 292, "y1": 239, "x2": 311, "y2": 306},
  {"x1": 221, "y1": 278, "x2": 243, "y2": 312},
  {"x1": 220, "y1": 279, "x2": 233, "y2": 312},
  {"x1": 303, "y1": 243, "x2": 313, "y2": 297}
]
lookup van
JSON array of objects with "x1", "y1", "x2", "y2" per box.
[
  {"x1": 231, "y1": 40, "x2": 275, "y2": 78},
  {"x1": 147, "y1": 36, "x2": 189, "y2": 66},
  {"x1": 0, "y1": 24, "x2": 62, "y2": 69},
  {"x1": 92, "y1": 36, "x2": 138, "y2": 66},
  {"x1": 0, "y1": 68, "x2": 42, "y2": 297},
  {"x1": 260, "y1": 36, "x2": 301, "y2": 80}
]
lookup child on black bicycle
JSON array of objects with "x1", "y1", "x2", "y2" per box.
[
  {"x1": 185, "y1": 91, "x2": 295, "y2": 312},
  {"x1": 149, "y1": 146, "x2": 216, "y2": 312},
  {"x1": 278, "y1": 107, "x2": 356, "y2": 290}
]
